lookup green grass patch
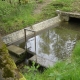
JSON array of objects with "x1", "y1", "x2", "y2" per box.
[
  {"x1": 0, "y1": 0, "x2": 37, "y2": 35},
  {"x1": 41, "y1": 0, "x2": 74, "y2": 20},
  {"x1": 0, "y1": 0, "x2": 80, "y2": 35},
  {"x1": 72, "y1": 41, "x2": 80, "y2": 57}
]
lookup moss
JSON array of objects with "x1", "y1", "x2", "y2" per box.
[
  {"x1": 19, "y1": 73, "x2": 26, "y2": 80},
  {"x1": 3, "y1": 67, "x2": 14, "y2": 78},
  {"x1": 0, "y1": 58, "x2": 4, "y2": 69},
  {"x1": 0, "y1": 37, "x2": 26, "y2": 80}
]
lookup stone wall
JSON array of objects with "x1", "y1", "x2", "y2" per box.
[
  {"x1": 2, "y1": 16, "x2": 61, "y2": 45},
  {"x1": 56, "y1": 10, "x2": 80, "y2": 21}
]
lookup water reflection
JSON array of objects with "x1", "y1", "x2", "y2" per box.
[{"x1": 26, "y1": 22, "x2": 80, "y2": 65}]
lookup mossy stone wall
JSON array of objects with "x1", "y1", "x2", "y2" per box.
[{"x1": 0, "y1": 37, "x2": 26, "y2": 80}]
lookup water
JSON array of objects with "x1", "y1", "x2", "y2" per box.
[{"x1": 26, "y1": 21, "x2": 80, "y2": 66}]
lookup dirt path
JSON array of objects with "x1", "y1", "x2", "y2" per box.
[{"x1": 34, "y1": 0, "x2": 52, "y2": 14}]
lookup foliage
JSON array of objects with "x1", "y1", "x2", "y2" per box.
[
  {"x1": 72, "y1": 41, "x2": 80, "y2": 57},
  {"x1": 24, "y1": 61, "x2": 39, "y2": 73},
  {"x1": 71, "y1": 41, "x2": 80, "y2": 64},
  {"x1": 0, "y1": 0, "x2": 37, "y2": 35},
  {"x1": 0, "y1": 38, "x2": 26, "y2": 80},
  {"x1": 23, "y1": 61, "x2": 40, "y2": 80},
  {"x1": 41, "y1": 0, "x2": 74, "y2": 19}
]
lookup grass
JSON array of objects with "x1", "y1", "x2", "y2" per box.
[
  {"x1": 1, "y1": 0, "x2": 80, "y2": 79},
  {"x1": 37, "y1": 0, "x2": 44, "y2": 3},
  {"x1": 1, "y1": 0, "x2": 80, "y2": 35},
  {"x1": 23, "y1": 41, "x2": 80, "y2": 80},
  {"x1": 41, "y1": 0, "x2": 74, "y2": 19},
  {"x1": 0, "y1": 0, "x2": 37, "y2": 35}
]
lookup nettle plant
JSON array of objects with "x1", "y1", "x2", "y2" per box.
[
  {"x1": 23, "y1": 61, "x2": 40, "y2": 80},
  {"x1": 25, "y1": 61, "x2": 39, "y2": 73}
]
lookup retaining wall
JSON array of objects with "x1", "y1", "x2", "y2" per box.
[
  {"x1": 56, "y1": 10, "x2": 80, "y2": 21},
  {"x1": 2, "y1": 16, "x2": 61, "y2": 45}
]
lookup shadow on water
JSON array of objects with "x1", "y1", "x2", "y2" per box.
[
  {"x1": 69, "y1": 17, "x2": 80, "y2": 23},
  {"x1": 19, "y1": 20, "x2": 80, "y2": 72}
]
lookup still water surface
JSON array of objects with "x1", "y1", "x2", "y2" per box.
[{"x1": 26, "y1": 21, "x2": 80, "y2": 66}]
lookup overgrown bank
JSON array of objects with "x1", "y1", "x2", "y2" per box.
[
  {"x1": 0, "y1": 0, "x2": 80, "y2": 35},
  {"x1": 23, "y1": 41, "x2": 80, "y2": 80},
  {"x1": 0, "y1": 37, "x2": 26, "y2": 80}
]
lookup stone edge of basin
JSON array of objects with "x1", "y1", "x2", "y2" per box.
[
  {"x1": 56, "y1": 10, "x2": 80, "y2": 21},
  {"x1": 2, "y1": 16, "x2": 61, "y2": 45}
]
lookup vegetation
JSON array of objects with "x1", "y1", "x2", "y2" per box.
[
  {"x1": 1, "y1": 0, "x2": 80, "y2": 80},
  {"x1": 1, "y1": 0, "x2": 80, "y2": 35},
  {"x1": 0, "y1": 37, "x2": 26, "y2": 80},
  {"x1": 23, "y1": 41, "x2": 80, "y2": 80},
  {"x1": 0, "y1": 0, "x2": 37, "y2": 35}
]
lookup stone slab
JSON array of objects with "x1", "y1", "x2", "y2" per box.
[
  {"x1": 7, "y1": 45, "x2": 25, "y2": 56},
  {"x1": 56, "y1": 10, "x2": 80, "y2": 21},
  {"x1": 29, "y1": 55, "x2": 54, "y2": 68}
]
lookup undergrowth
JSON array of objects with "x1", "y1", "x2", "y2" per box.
[{"x1": 0, "y1": 0, "x2": 37, "y2": 35}]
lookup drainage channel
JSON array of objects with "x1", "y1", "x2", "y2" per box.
[{"x1": 18, "y1": 21, "x2": 80, "y2": 73}]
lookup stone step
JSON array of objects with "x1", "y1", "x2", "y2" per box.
[
  {"x1": 29, "y1": 55, "x2": 54, "y2": 68},
  {"x1": 7, "y1": 45, "x2": 25, "y2": 57}
]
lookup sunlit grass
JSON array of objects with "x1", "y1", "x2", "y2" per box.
[{"x1": 0, "y1": 0, "x2": 37, "y2": 34}]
